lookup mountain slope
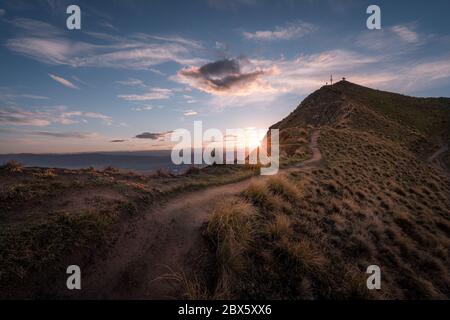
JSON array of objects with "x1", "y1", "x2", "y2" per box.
[
  {"x1": 204, "y1": 81, "x2": 450, "y2": 299},
  {"x1": 272, "y1": 80, "x2": 450, "y2": 161}
]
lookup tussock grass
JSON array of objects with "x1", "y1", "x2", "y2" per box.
[
  {"x1": 156, "y1": 269, "x2": 210, "y2": 300},
  {"x1": 207, "y1": 199, "x2": 258, "y2": 273},
  {"x1": 241, "y1": 181, "x2": 280, "y2": 211},
  {"x1": 266, "y1": 214, "x2": 292, "y2": 240},
  {"x1": 1, "y1": 160, "x2": 23, "y2": 173},
  {"x1": 266, "y1": 175, "x2": 301, "y2": 202},
  {"x1": 278, "y1": 238, "x2": 327, "y2": 273},
  {"x1": 205, "y1": 198, "x2": 259, "y2": 298},
  {"x1": 204, "y1": 124, "x2": 450, "y2": 299}
]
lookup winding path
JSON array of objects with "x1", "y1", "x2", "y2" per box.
[{"x1": 75, "y1": 131, "x2": 322, "y2": 299}]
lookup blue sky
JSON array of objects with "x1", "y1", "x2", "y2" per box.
[{"x1": 0, "y1": 0, "x2": 449, "y2": 153}]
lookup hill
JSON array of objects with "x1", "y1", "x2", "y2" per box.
[{"x1": 203, "y1": 81, "x2": 450, "y2": 299}]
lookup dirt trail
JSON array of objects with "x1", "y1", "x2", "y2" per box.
[
  {"x1": 76, "y1": 131, "x2": 322, "y2": 299},
  {"x1": 296, "y1": 130, "x2": 322, "y2": 167}
]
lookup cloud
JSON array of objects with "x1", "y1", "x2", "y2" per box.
[
  {"x1": 83, "y1": 112, "x2": 114, "y2": 125},
  {"x1": 110, "y1": 139, "x2": 127, "y2": 143},
  {"x1": 99, "y1": 20, "x2": 118, "y2": 31},
  {"x1": 257, "y1": 49, "x2": 450, "y2": 96},
  {"x1": 48, "y1": 74, "x2": 79, "y2": 89},
  {"x1": 177, "y1": 58, "x2": 272, "y2": 96},
  {"x1": 391, "y1": 24, "x2": 419, "y2": 43},
  {"x1": 135, "y1": 131, "x2": 173, "y2": 140},
  {"x1": 183, "y1": 110, "x2": 198, "y2": 116},
  {"x1": 115, "y1": 78, "x2": 146, "y2": 87},
  {"x1": 356, "y1": 23, "x2": 423, "y2": 52},
  {"x1": 7, "y1": 17, "x2": 62, "y2": 36},
  {"x1": 0, "y1": 9, "x2": 5, "y2": 17},
  {"x1": 243, "y1": 21, "x2": 316, "y2": 41},
  {"x1": 0, "y1": 106, "x2": 116, "y2": 127},
  {"x1": 5, "y1": 18, "x2": 205, "y2": 70},
  {"x1": 118, "y1": 88, "x2": 172, "y2": 101},
  {"x1": 32, "y1": 131, "x2": 101, "y2": 139},
  {"x1": 20, "y1": 94, "x2": 50, "y2": 100},
  {"x1": 132, "y1": 105, "x2": 153, "y2": 111},
  {"x1": 0, "y1": 107, "x2": 52, "y2": 126},
  {"x1": 0, "y1": 90, "x2": 50, "y2": 103}
]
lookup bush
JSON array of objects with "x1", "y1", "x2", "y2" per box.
[{"x1": 1, "y1": 160, "x2": 23, "y2": 173}]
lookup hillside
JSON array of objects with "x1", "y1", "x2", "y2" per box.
[
  {"x1": 272, "y1": 81, "x2": 450, "y2": 163},
  {"x1": 203, "y1": 81, "x2": 450, "y2": 299}
]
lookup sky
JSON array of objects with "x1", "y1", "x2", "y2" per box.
[{"x1": 0, "y1": 0, "x2": 449, "y2": 153}]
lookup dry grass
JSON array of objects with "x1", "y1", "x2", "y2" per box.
[
  {"x1": 156, "y1": 269, "x2": 210, "y2": 300},
  {"x1": 1, "y1": 160, "x2": 23, "y2": 173},
  {"x1": 204, "y1": 198, "x2": 260, "y2": 298},
  {"x1": 0, "y1": 163, "x2": 260, "y2": 298},
  {"x1": 202, "y1": 124, "x2": 450, "y2": 299}
]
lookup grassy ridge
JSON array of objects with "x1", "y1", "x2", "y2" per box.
[{"x1": 200, "y1": 82, "x2": 450, "y2": 300}]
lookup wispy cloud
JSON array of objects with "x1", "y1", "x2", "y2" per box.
[
  {"x1": 98, "y1": 20, "x2": 118, "y2": 31},
  {"x1": 131, "y1": 105, "x2": 153, "y2": 111},
  {"x1": 118, "y1": 88, "x2": 172, "y2": 101},
  {"x1": 183, "y1": 110, "x2": 198, "y2": 116},
  {"x1": 0, "y1": 107, "x2": 53, "y2": 126},
  {"x1": 356, "y1": 23, "x2": 423, "y2": 52},
  {"x1": 0, "y1": 8, "x2": 6, "y2": 17},
  {"x1": 20, "y1": 94, "x2": 50, "y2": 100},
  {"x1": 0, "y1": 106, "x2": 116, "y2": 127},
  {"x1": 391, "y1": 24, "x2": 419, "y2": 43},
  {"x1": 0, "y1": 89, "x2": 50, "y2": 103},
  {"x1": 83, "y1": 112, "x2": 114, "y2": 125},
  {"x1": 7, "y1": 17, "x2": 62, "y2": 36},
  {"x1": 6, "y1": 18, "x2": 205, "y2": 70},
  {"x1": 115, "y1": 78, "x2": 146, "y2": 87},
  {"x1": 243, "y1": 21, "x2": 316, "y2": 41},
  {"x1": 32, "y1": 131, "x2": 101, "y2": 139},
  {"x1": 48, "y1": 74, "x2": 79, "y2": 89}
]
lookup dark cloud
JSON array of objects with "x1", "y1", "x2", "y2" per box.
[
  {"x1": 110, "y1": 139, "x2": 127, "y2": 143},
  {"x1": 178, "y1": 58, "x2": 266, "y2": 95},
  {"x1": 199, "y1": 59, "x2": 240, "y2": 77},
  {"x1": 135, "y1": 131, "x2": 172, "y2": 140}
]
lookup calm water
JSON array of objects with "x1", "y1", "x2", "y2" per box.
[{"x1": 0, "y1": 150, "x2": 187, "y2": 173}]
